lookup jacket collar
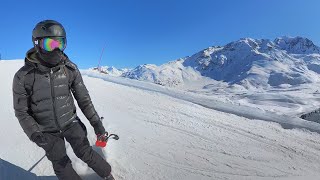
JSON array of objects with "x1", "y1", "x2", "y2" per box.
[{"x1": 25, "y1": 47, "x2": 75, "y2": 72}]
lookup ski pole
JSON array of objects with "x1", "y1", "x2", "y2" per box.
[
  {"x1": 28, "y1": 154, "x2": 46, "y2": 172},
  {"x1": 28, "y1": 144, "x2": 70, "y2": 172},
  {"x1": 95, "y1": 117, "x2": 119, "y2": 147},
  {"x1": 95, "y1": 132, "x2": 119, "y2": 148}
]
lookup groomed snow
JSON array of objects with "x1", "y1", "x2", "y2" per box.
[{"x1": 1, "y1": 60, "x2": 320, "y2": 180}]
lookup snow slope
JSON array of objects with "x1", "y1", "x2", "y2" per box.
[{"x1": 1, "y1": 60, "x2": 320, "y2": 180}]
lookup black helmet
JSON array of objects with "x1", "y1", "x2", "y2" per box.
[
  {"x1": 32, "y1": 20, "x2": 66, "y2": 39},
  {"x1": 32, "y1": 20, "x2": 67, "y2": 53},
  {"x1": 32, "y1": 20, "x2": 67, "y2": 66}
]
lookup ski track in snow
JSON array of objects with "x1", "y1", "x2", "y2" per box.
[{"x1": 1, "y1": 60, "x2": 320, "y2": 180}]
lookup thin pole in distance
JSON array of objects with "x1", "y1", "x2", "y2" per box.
[{"x1": 97, "y1": 43, "x2": 107, "y2": 72}]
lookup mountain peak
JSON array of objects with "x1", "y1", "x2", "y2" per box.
[
  {"x1": 274, "y1": 36, "x2": 320, "y2": 54},
  {"x1": 224, "y1": 38, "x2": 260, "y2": 51}
]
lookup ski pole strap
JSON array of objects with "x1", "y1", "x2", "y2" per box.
[{"x1": 108, "y1": 134, "x2": 119, "y2": 140}]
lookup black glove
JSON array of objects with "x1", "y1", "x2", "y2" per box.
[
  {"x1": 92, "y1": 121, "x2": 106, "y2": 135},
  {"x1": 31, "y1": 132, "x2": 52, "y2": 151}
]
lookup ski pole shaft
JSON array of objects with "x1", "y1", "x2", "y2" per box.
[{"x1": 28, "y1": 154, "x2": 46, "y2": 172}]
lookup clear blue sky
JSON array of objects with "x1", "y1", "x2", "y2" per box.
[{"x1": 1, "y1": 0, "x2": 320, "y2": 69}]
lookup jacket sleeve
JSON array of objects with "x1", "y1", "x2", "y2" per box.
[
  {"x1": 70, "y1": 67, "x2": 105, "y2": 133},
  {"x1": 12, "y1": 71, "x2": 40, "y2": 139}
]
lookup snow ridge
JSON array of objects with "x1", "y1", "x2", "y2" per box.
[{"x1": 96, "y1": 36, "x2": 320, "y2": 92}]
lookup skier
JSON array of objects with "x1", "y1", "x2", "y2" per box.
[{"x1": 12, "y1": 20, "x2": 115, "y2": 180}]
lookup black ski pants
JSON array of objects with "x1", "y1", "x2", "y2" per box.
[{"x1": 42, "y1": 120, "x2": 111, "y2": 180}]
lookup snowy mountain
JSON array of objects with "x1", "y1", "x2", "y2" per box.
[
  {"x1": 274, "y1": 36, "x2": 320, "y2": 54},
  {"x1": 93, "y1": 37, "x2": 320, "y2": 117},
  {"x1": 187, "y1": 37, "x2": 320, "y2": 87},
  {"x1": 91, "y1": 66, "x2": 130, "y2": 76},
  {"x1": 122, "y1": 59, "x2": 205, "y2": 87},
  {"x1": 120, "y1": 36, "x2": 320, "y2": 90}
]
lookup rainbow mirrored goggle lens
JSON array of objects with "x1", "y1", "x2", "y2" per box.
[{"x1": 39, "y1": 37, "x2": 66, "y2": 52}]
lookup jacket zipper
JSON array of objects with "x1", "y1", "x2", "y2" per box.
[{"x1": 49, "y1": 68, "x2": 62, "y2": 132}]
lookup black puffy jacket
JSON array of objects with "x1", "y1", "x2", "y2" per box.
[{"x1": 13, "y1": 48, "x2": 104, "y2": 139}]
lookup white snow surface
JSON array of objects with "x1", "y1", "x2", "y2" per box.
[{"x1": 1, "y1": 60, "x2": 320, "y2": 180}]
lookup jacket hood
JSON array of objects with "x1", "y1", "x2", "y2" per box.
[
  {"x1": 24, "y1": 48, "x2": 75, "y2": 70},
  {"x1": 25, "y1": 48, "x2": 41, "y2": 65}
]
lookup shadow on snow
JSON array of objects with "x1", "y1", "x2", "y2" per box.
[{"x1": 1, "y1": 145, "x2": 107, "y2": 180}]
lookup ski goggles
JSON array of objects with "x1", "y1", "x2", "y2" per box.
[{"x1": 37, "y1": 37, "x2": 66, "y2": 52}]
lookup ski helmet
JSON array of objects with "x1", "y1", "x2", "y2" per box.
[
  {"x1": 32, "y1": 20, "x2": 67, "y2": 53},
  {"x1": 32, "y1": 20, "x2": 67, "y2": 66},
  {"x1": 32, "y1": 20, "x2": 66, "y2": 39}
]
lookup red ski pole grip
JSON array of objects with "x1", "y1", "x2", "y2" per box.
[{"x1": 96, "y1": 140, "x2": 107, "y2": 147}]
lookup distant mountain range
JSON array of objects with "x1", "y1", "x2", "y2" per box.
[{"x1": 95, "y1": 36, "x2": 320, "y2": 90}]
